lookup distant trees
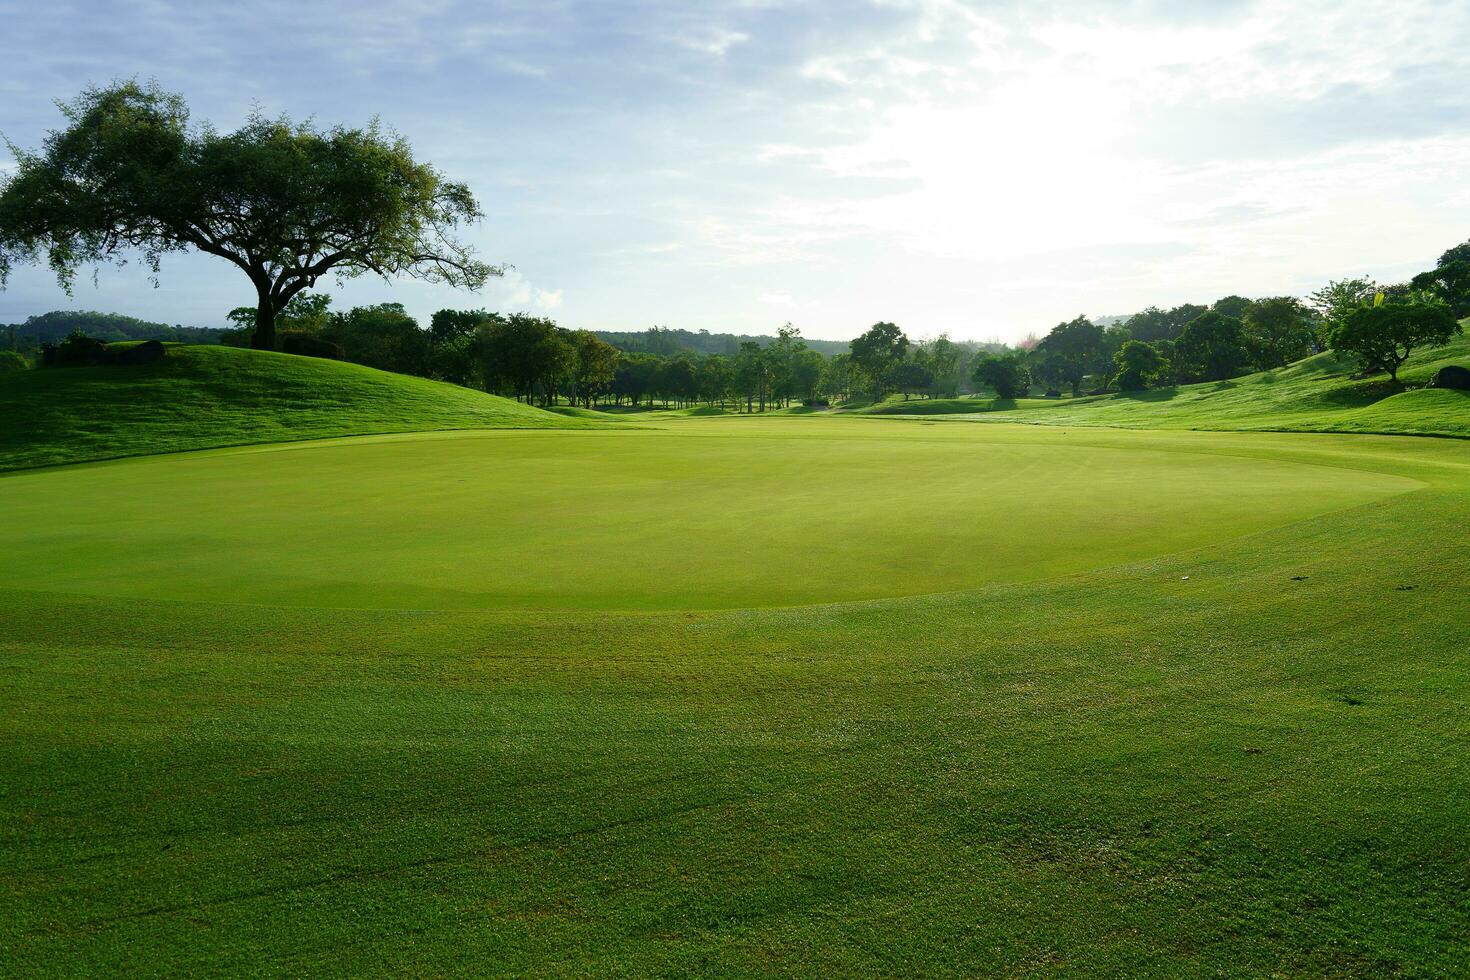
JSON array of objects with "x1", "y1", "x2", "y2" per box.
[
  {"x1": 479, "y1": 314, "x2": 572, "y2": 404},
  {"x1": 889, "y1": 361, "x2": 935, "y2": 400},
  {"x1": 1308, "y1": 277, "x2": 1377, "y2": 341},
  {"x1": 1113, "y1": 340, "x2": 1167, "y2": 391},
  {"x1": 973, "y1": 354, "x2": 1030, "y2": 399},
  {"x1": 1124, "y1": 304, "x2": 1207, "y2": 343},
  {"x1": 1174, "y1": 312, "x2": 1248, "y2": 382},
  {"x1": 1035, "y1": 316, "x2": 1106, "y2": 396},
  {"x1": 570, "y1": 331, "x2": 619, "y2": 407},
  {"x1": 0, "y1": 83, "x2": 495, "y2": 351},
  {"x1": 1243, "y1": 297, "x2": 1316, "y2": 369},
  {"x1": 1410, "y1": 241, "x2": 1470, "y2": 318},
  {"x1": 1327, "y1": 297, "x2": 1461, "y2": 382},
  {"x1": 850, "y1": 322, "x2": 909, "y2": 398}
]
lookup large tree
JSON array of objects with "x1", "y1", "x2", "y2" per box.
[
  {"x1": 1243, "y1": 296, "x2": 1316, "y2": 369},
  {"x1": 0, "y1": 82, "x2": 496, "y2": 351},
  {"x1": 1327, "y1": 297, "x2": 1461, "y2": 382},
  {"x1": 1035, "y1": 315, "x2": 1106, "y2": 396},
  {"x1": 850, "y1": 322, "x2": 908, "y2": 398},
  {"x1": 1112, "y1": 340, "x2": 1167, "y2": 391},
  {"x1": 1174, "y1": 311, "x2": 1248, "y2": 382},
  {"x1": 1410, "y1": 240, "x2": 1470, "y2": 318}
]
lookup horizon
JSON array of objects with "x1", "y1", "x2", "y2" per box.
[{"x1": 3, "y1": 0, "x2": 1469, "y2": 343}]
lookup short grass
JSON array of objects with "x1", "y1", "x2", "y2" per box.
[
  {"x1": 956, "y1": 333, "x2": 1470, "y2": 437},
  {"x1": 3, "y1": 420, "x2": 1469, "y2": 974},
  {"x1": 0, "y1": 422, "x2": 1416, "y2": 611},
  {"x1": 0, "y1": 344, "x2": 591, "y2": 471}
]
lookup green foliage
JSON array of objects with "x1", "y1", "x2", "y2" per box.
[
  {"x1": 850, "y1": 322, "x2": 909, "y2": 397},
  {"x1": 0, "y1": 349, "x2": 29, "y2": 373},
  {"x1": 887, "y1": 360, "x2": 935, "y2": 399},
  {"x1": 11, "y1": 310, "x2": 222, "y2": 345},
  {"x1": 1409, "y1": 240, "x2": 1470, "y2": 317},
  {"x1": 1124, "y1": 303, "x2": 1207, "y2": 343},
  {"x1": 1243, "y1": 296, "x2": 1317, "y2": 369},
  {"x1": 1308, "y1": 276, "x2": 1377, "y2": 341},
  {"x1": 1112, "y1": 340, "x2": 1167, "y2": 391},
  {"x1": 973, "y1": 354, "x2": 1030, "y2": 399},
  {"x1": 321, "y1": 303, "x2": 430, "y2": 376},
  {"x1": 0, "y1": 82, "x2": 495, "y2": 349},
  {"x1": 478, "y1": 313, "x2": 571, "y2": 404},
  {"x1": 1174, "y1": 311, "x2": 1248, "y2": 382},
  {"x1": 1035, "y1": 315, "x2": 1107, "y2": 396},
  {"x1": 1327, "y1": 298, "x2": 1461, "y2": 381},
  {"x1": 1211, "y1": 294, "x2": 1255, "y2": 320}
]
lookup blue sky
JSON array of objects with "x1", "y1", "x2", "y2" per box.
[{"x1": 3, "y1": 0, "x2": 1470, "y2": 342}]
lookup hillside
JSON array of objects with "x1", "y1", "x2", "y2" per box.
[
  {"x1": 868, "y1": 333, "x2": 1470, "y2": 437},
  {"x1": 0, "y1": 344, "x2": 594, "y2": 471}
]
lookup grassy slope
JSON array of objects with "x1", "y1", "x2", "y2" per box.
[
  {"x1": 0, "y1": 344, "x2": 591, "y2": 470},
  {"x1": 2, "y1": 424, "x2": 1469, "y2": 974},
  {"x1": 968, "y1": 333, "x2": 1470, "y2": 436}
]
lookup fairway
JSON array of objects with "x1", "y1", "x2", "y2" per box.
[{"x1": 0, "y1": 420, "x2": 1418, "y2": 610}]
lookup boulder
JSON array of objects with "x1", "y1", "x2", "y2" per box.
[{"x1": 1430, "y1": 364, "x2": 1470, "y2": 390}]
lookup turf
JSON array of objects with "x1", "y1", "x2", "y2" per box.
[
  {"x1": 0, "y1": 423, "x2": 1416, "y2": 611},
  {"x1": 938, "y1": 333, "x2": 1470, "y2": 437},
  {"x1": 0, "y1": 344, "x2": 592, "y2": 471},
  {"x1": 2, "y1": 421, "x2": 1469, "y2": 975}
]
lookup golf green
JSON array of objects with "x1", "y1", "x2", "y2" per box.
[{"x1": 0, "y1": 420, "x2": 1417, "y2": 610}]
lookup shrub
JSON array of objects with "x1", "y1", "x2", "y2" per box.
[
  {"x1": 281, "y1": 332, "x2": 345, "y2": 360},
  {"x1": 0, "y1": 350, "x2": 29, "y2": 373}
]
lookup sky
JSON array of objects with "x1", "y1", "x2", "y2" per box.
[{"x1": 2, "y1": 0, "x2": 1469, "y2": 343}]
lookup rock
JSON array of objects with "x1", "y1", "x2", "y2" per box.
[
  {"x1": 113, "y1": 340, "x2": 167, "y2": 365},
  {"x1": 1430, "y1": 364, "x2": 1470, "y2": 390}
]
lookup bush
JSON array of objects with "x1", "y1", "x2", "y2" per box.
[
  {"x1": 47, "y1": 330, "x2": 110, "y2": 367},
  {"x1": 281, "y1": 332, "x2": 345, "y2": 360},
  {"x1": 0, "y1": 350, "x2": 29, "y2": 373}
]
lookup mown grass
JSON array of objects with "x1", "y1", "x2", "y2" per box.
[
  {"x1": 962, "y1": 333, "x2": 1470, "y2": 437},
  {"x1": 2, "y1": 423, "x2": 1468, "y2": 974},
  {"x1": 0, "y1": 422, "x2": 1415, "y2": 611},
  {"x1": 0, "y1": 344, "x2": 592, "y2": 470}
]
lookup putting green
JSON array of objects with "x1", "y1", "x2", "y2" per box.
[{"x1": 0, "y1": 420, "x2": 1418, "y2": 610}]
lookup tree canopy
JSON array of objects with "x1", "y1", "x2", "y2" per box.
[
  {"x1": 0, "y1": 82, "x2": 497, "y2": 350},
  {"x1": 1328, "y1": 297, "x2": 1460, "y2": 381}
]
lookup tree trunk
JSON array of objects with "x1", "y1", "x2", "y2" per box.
[{"x1": 252, "y1": 295, "x2": 277, "y2": 351}]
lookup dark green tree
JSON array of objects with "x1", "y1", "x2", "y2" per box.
[
  {"x1": 972, "y1": 354, "x2": 1030, "y2": 399},
  {"x1": 1410, "y1": 241, "x2": 1470, "y2": 318},
  {"x1": 850, "y1": 322, "x2": 908, "y2": 398},
  {"x1": 570, "y1": 330, "x2": 620, "y2": 408},
  {"x1": 1327, "y1": 298, "x2": 1461, "y2": 381},
  {"x1": 0, "y1": 82, "x2": 496, "y2": 351},
  {"x1": 1243, "y1": 297, "x2": 1315, "y2": 369},
  {"x1": 888, "y1": 360, "x2": 935, "y2": 400},
  {"x1": 1036, "y1": 315, "x2": 1106, "y2": 396},
  {"x1": 1174, "y1": 311, "x2": 1248, "y2": 381},
  {"x1": 1112, "y1": 340, "x2": 1166, "y2": 391}
]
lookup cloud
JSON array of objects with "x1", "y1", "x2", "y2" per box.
[{"x1": 3, "y1": 0, "x2": 1470, "y2": 341}]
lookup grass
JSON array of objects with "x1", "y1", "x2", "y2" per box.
[
  {"x1": 950, "y1": 333, "x2": 1470, "y2": 437},
  {"x1": 0, "y1": 422, "x2": 1416, "y2": 611},
  {"x1": 0, "y1": 344, "x2": 592, "y2": 470},
  {"x1": 3, "y1": 343, "x2": 1469, "y2": 974},
  {"x1": 3, "y1": 419, "x2": 1469, "y2": 974}
]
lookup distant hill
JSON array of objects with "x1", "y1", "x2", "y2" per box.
[
  {"x1": 0, "y1": 344, "x2": 596, "y2": 471},
  {"x1": 4, "y1": 310, "x2": 226, "y2": 346},
  {"x1": 593, "y1": 326, "x2": 850, "y2": 357}
]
